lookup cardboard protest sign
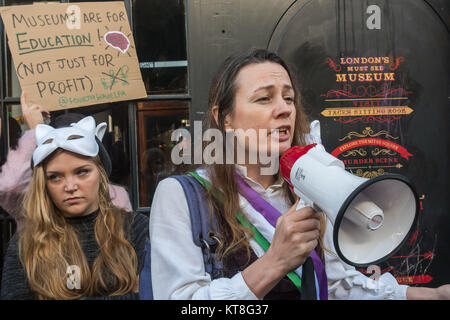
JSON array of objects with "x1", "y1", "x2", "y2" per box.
[{"x1": 0, "y1": 2, "x2": 147, "y2": 111}]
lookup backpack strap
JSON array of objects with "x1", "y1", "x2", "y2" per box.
[
  {"x1": 139, "y1": 240, "x2": 153, "y2": 300},
  {"x1": 171, "y1": 175, "x2": 223, "y2": 279},
  {"x1": 140, "y1": 174, "x2": 223, "y2": 300}
]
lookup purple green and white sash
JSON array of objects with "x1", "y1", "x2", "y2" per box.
[
  {"x1": 188, "y1": 171, "x2": 328, "y2": 300},
  {"x1": 234, "y1": 173, "x2": 328, "y2": 300}
]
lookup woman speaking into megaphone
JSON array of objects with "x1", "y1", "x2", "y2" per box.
[{"x1": 148, "y1": 49, "x2": 450, "y2": 300}]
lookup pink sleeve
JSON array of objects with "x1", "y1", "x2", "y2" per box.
[
  {"x1": 0, "y1": 130, "x2": 36, "y2": 222},
  {"x1": 108, "y1": 184, "x2": 133, "y2": 212}
]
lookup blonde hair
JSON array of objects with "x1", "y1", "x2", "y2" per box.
[{"x1": 19, "y1": 153, "x2": 138, "y2": 300}]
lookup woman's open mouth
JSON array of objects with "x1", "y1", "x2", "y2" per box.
[{"x1": 271, "y1": 126, "x2": 291, "y2": 141}]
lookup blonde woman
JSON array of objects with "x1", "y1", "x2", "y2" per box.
[
  {"x1": 0, "y1": 92, "x2": 132, "y2": 231},
  {"x1": 1, "y1": 116, "x2": 148, "y2": 300}
]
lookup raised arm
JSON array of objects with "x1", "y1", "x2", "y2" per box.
[{"x1": 0, "y1": 92, "x2": 49, "y2": 223}]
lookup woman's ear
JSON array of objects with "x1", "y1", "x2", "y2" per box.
[
  {"x1": 212, "y1": 105, "x2": 233, "y2": 130},
  {"x1": 211, "y1": 105, "x2": 220, "y2": 126}
]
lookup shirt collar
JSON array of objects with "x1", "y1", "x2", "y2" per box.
[{"x1": 235, "y1": 165, "x2": 283, "y2": 192}]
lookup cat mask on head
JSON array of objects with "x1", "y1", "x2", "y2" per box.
[{"x1": 32, "y1": 116, "x2": 108, "y2": 169}]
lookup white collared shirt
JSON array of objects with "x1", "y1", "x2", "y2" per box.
[{"x1": 149, "y1": 165, "x2": 408, "y2": 300}]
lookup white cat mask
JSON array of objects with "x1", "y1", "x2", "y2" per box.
[{"x1": 32, "y1": 116, "x2": 107, "y2": 167}]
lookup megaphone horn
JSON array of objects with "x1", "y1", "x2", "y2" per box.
[{"x1": 280, "y1": 143, "x2": 419, "y2": 267}]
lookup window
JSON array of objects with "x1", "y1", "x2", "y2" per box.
[
  {"x1": 132, "y1": 0, "x2": 187, "y2": 94},
  {"x1": 136, "y1": 101, "x2": 189, "y2": 207}
]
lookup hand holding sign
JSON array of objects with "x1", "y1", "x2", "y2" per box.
[{"x1": 21, "y1": 91, "x2": 50, "y2": 130}]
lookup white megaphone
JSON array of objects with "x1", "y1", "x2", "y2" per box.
[{"x1": 280, "y1": 143, "x2": 419, "y2": 267}]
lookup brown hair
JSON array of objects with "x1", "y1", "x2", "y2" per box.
[
  {"x1": 19, "y1": 151, "x2": 138, "y2": 299},
  {"x1": 201, "y1": 48, "x2": 326, "y2": 264}
]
